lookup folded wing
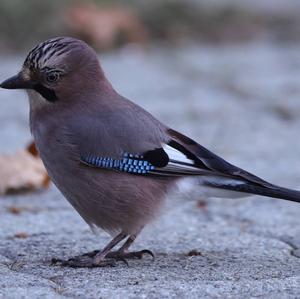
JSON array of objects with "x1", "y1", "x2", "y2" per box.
[{"x1": 80, "y1": 127, "x2": 300, "y2": 203}]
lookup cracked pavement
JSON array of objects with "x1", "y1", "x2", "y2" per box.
[{"x1": 1, "y1": 42, "x2": 300, "y2": 298}]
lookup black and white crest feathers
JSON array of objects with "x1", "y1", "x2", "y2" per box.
[{"x1": 23, "y1": 37, "x2": 76, "y2": 70}]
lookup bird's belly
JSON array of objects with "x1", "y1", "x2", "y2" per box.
[
  {"x1": 34, "y1": 132, "x2": 173, "y2": 234},
  {"x1": 52, "y1": 167, "x2": 172, "y2": 234}
]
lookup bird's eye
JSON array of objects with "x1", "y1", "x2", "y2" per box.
[{"x1": 46, "y1": 71, "x2": 61, "y2": 83}]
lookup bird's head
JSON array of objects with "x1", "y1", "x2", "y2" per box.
[{"x1": 0, "y1": 37, "x2": 107, "y2": 106}]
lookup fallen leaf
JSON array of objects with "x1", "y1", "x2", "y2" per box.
[
  {"x1": 13, "y1": 232, "x2": 28, "y2": 239},
  {"x1": 0, "y1": 145, "x2": 49, "y2": 195},
  {"x1": 8, "y1": 206, "x2": 22, "y2": 215}
]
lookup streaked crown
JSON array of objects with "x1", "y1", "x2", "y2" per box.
[{"x1": 23, "y1": 37, "x2": 78, "y2": 71}]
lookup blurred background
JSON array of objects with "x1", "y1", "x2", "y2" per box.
[
  {"x1": 1, "y1": 0, "x2": 300, "y2": 51},
  {"x1": 1, "y1": 0, "x2": 300, "y2": 192},
  {"x1": 1, "y1": 2, "x2": 300, "y2": 296}
]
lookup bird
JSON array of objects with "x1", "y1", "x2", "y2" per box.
[{"x1": 1, "y1": 37, "x2": 300, "y2": 268}]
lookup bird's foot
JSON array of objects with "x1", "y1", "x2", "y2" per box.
[
  {"x1": 73, "y1": 248, "x2": 155, "y2": 260},
  {"x1": 106, "y1": 249, "x2": 155, "y2": 260},
  {"x1": 51, "y1": 249, "x2": 154, "y2": 268},
  {"x1": 51, "y1": 254, "x2": 117, "y2": 268}
]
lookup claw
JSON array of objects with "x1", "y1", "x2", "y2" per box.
[
  {"x1": 139, "y1": 249, "x2": 155, "y2": 260},
  {"x1": 51, "y1": 248, "x2": 154, "y2": 268}
]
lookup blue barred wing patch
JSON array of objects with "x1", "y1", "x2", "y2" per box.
[{"x1": 81, "y1": 153, "x2": 155, "y2": 174}]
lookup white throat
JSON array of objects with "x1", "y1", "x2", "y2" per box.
[{"x1": 27, "y1": 89, "x2": 52, "y2": 111}]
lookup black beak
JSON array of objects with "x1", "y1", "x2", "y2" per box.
[{"x1": 0, "y1": 73, "x2": 33, "y2": 90}]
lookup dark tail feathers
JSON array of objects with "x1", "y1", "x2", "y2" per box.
[{"x1": 206, "y1": 181, "x2": 300, "y2": 204}]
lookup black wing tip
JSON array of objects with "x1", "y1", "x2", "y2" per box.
[{"x1": 207, "y1": 181, "x2": 300, "y2": 204}]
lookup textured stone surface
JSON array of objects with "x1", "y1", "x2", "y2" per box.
[{"x1": 1, "y1": 43, "x2": 300, "y2": 298}]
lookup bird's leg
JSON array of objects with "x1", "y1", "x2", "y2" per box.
[
  {"x1": 73, "y1": 234, "x2": 154, "y2": 261},
  {"x1": 52, "y1": 231, "x2": 154, "y2": 267},
  {"x1": 105, "y1": 234, "x2": 155, "y2": 260},
  {"x1": 52, "y1": 232, "x2": 127, "y2": 268}
]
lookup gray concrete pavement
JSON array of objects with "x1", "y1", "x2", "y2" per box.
[{"x1": 1, "y1": 42, "x2": 300, "y2": 298}]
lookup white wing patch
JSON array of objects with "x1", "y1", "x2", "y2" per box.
[
  {"x1": 152, "y1": 143, "x2": 250, "y2": 198},
  {"x1": 150, "y1": 143, "x2": 205, "y2": 175},
  {"x1": 163, "y1": 144, "x2": 194, "y2": 165}
]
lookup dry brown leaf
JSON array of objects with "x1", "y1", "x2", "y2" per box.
[
  {"x1": 13, "y1": 232, "x2": 28, "y2": 239},
  {"x1": 8, "y1": 206, "x2": 22, "y2": 215},
  {"x1": 0, "y1": 148, "x2": 49, "y2": 195}
]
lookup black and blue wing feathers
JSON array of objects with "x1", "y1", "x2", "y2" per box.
[{"x1": 80, "y1": 128, "x2": 300, "y2": 203}]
